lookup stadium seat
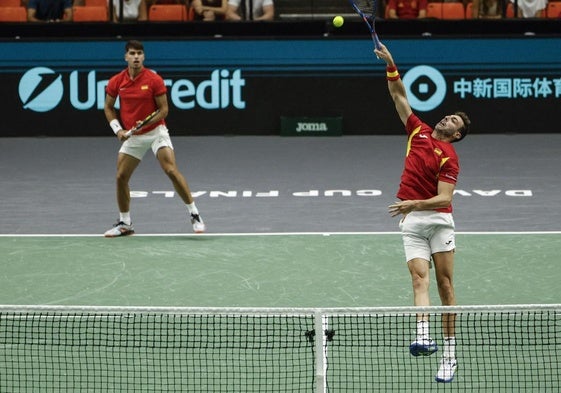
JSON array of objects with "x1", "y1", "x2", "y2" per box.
[
  {"x1": 546, "y1": 1, "x2": 561, "y2": 18},
  {"x1": 465, "y1": 2, "x2": 473, "y2": 18},
  {"x1": 73, "y1": 6, "x2": 108, "y2": 21},
  {"x1": 187, "y1": 5, "x2": 195, "y2": 21},
  {"x1": 506, "y1": 2, "x2": 514, "y2": 17},
  {"x1": 85, "y1": 0, "x2": 108, "y2": 8},
  {"x1": 426, "y1": 2, "x2": 442, "y2": 18},
  {"x1": 148, "y1": 4, "x2": 186, "y2": 21},
  {"x1": 0, "y1": 6, "x2": 26, "y2": 21},
  {"x1": 442, "y1": 2, "x2": 465, "y2": 19},
  {"x1": 0, "y1": 0, "x2": 21, "y2": 6}
]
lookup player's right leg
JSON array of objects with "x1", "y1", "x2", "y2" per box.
[
  {"x1": 104, "y1": 153, "x2": 141, "y2": 237},
  {"x1": 408, "y1": 258, "x2": 438, "y2": 356},
  {"x1": 401, "y1": 213, "x2": 439, "y2": 356}
]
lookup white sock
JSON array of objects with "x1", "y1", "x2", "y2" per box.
[
  {"x1": 187, "y1": 203, "x2": 198, "y2": 216},
  {"x1": 443, "y1": 337, "x2": 456, "y2": 359},
  {"x1": 119, "y1": 212, "x2": 131, "y2": 225},
  {"x1": 417, "y1": 320, "x2": 429, "y2": 338}
]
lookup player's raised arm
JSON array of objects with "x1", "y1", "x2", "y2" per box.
[{"x1": 374, "y1": 44, "x2": 412, "y2": 126}]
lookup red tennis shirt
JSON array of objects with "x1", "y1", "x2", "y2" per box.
[
  {"x1": 387, "y1": 0, "x2": 427, "y2": 19},
  {"x1": 397, "y1": 113, "x2": 459, "y2": 213},
  {"x1": 106, "y1": 67, "x2": 166, "y2": 135}
]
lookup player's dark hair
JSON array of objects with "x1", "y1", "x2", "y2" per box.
[
  {"x1": 125, "y1": 40, "x2": 144, "y2": 52},
  {"x1": 453, "y1": 111, "x2": 470, "y2": 143}
]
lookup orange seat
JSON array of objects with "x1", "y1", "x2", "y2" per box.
[
  {"x1": 148, "y1": 4, "x2": 186, "y2": 21},
  {"x1": 0, "y1": 0, "x2": 21, "y2": 6},
  {"x1": 85, "y1": 0, "x2": 108, "y2": 9},
  {"x1": 506, "y1": 2, "x2": 514, "y2": 17},
  {"x1": 73, "y1": 6, "x2": 108, "y2": 21},
  {"x1": 83, "y1": 0, "x2": 107, "y2": 11},
  {"x1": 546, "y1": 1, "x2": 561, "y2": 18},
  {"x1": 442, "y1": 2, "x2": 465, "y2": 19},
  {"x1": 0, "y1": 6, "x2": 26, "y2": 21},
  {"x1": 187, "y1": 5, "x2": 195, "y2": 20},
  {"x1": 465, "y1": 2, "x2": 473, "y2": 18},
  {"x1": 426, "y1": 2, "x2": 442, "y2": 18}
]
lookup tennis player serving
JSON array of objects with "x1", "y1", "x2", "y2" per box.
[
  {"x1": 104, "y1": 40, "x2": 205, "y2": 237},
  {"x1": 374, "y1": 43, "x2": 470, "y2": 383}
]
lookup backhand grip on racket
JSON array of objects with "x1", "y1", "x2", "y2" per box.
[{"x1": 124, "y1": 109, "x2": 160, "y2": 138}]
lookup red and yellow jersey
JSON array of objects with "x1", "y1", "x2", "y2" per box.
[
  {"x1": 396, "y1": 113, "x2": 459, "y2": 213},
  {"x1": 106, "y1": 67, "x2": 166, "y2": 135}
]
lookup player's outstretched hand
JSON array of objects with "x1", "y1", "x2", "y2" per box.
[{"x1": 374, "y1": 43, "x2": 394, "y2": 66}]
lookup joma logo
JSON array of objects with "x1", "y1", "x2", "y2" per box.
[{"x1": 295, "y1": 122, "x2": 328, "y2": 132}]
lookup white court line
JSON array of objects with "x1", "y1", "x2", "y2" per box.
[{"x1": 0, "y1": 231, "x2": 560, "y2": 237}]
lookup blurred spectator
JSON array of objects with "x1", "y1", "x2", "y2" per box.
[
  {"x1": 110, "y1": 0, "x2": 148, "y2": 21},
  {"x1": 387, "y1": 0, "x2": 427, "y2": 19},
  {"x1": 472, "y1": 0, "x2": 505, "y2": 18},
  {"x1": 27, "y1": 0, "x2": 73, "y2": 21},
  {"x1": 225, "y1": 0, "x2": 274, "y2": 20},
  {"x1": 192, "y1": 0, "x2": 227, "y2": 20},
  {"x1": 510, "y1": 0, "x2": 546, "y2": 17}
]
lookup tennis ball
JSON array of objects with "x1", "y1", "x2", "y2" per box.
[{"x1": 333, "y1": 15, "x2": 344, "y2": 28}]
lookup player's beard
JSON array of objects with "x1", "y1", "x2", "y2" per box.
[{"x1": 434, "y1": 119, "x2": 457, "y2": 141}]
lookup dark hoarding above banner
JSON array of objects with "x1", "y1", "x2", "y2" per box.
[{"x1": 2, "y1": 38, "x2": 560, "y2": 137}]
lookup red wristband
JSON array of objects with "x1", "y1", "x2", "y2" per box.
[{"x1": 386, "y1": 66, "x2": 400, "y2": 81}]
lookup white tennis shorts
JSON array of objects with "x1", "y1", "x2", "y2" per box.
[
  {"x1": 119, "y1": 125, "x2": 174, "y2": 160},
  {"x1": 398, "y1": 211, "x2": 456, "y2": 263}
]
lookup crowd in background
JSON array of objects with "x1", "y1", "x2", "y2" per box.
[
  {"x1": 386, "y1": 0, "x2": 551, "y2": 19},
  {"x1": 1, "y1": 0, "x2": 559, "y2": 23},
  {"x1": 3, "y1": 0, "x2": 275, "y2": 22}
]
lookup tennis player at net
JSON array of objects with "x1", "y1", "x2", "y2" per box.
[
  {"x1": 103, "y1": 40, "x2": 205, "y2": 237},
  {"x1": 374, "y1": 43, "x2": 470, "y2": 383}
]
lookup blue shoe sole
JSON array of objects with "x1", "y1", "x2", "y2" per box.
[{"x1": 409, "y1": 342, "x2": 438, "y2": 357}]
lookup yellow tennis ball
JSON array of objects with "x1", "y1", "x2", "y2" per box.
[{"x1": 333, "y1": 15, "x2": 344, "y2": 28}]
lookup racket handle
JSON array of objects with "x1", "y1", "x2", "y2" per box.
[
  {"x1": 373, "y1": 33, "x2": 382, "y2": 51},
  {"x1": 124, "y1": 129, "x2": 133, "y2": 138}
]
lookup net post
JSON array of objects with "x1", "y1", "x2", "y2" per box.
[{"x1": 314, "y1": 311, "x2": 327, "y2": 393}]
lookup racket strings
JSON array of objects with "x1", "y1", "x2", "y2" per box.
[{"x1": 354, "y1": 0, "x2": 377, "y2": 18}]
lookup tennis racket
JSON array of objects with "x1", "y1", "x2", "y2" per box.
[
  {"x1": 124, "y1": 109, "x2": 160, "y2": 137},
  {"x1": 349, "y1": 0, "x2": 382, "y2": 50}
]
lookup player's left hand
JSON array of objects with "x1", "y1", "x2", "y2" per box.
[{"x1": 117, "y1": 129, "x2": 130, "y2": 142}]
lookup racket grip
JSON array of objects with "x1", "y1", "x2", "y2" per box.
[
  {"x1": 374, "y1": 33, "x2": 382, "y2": 51},
  {"x1": 124, "y1": 129, "x2": 133, "y2": 138}
]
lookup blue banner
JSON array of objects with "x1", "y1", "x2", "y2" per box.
[{"x1": 3, "y1": 38, "x2": 561, "y2": 136}]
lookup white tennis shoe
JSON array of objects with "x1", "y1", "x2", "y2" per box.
[
  {"x1": 435, "y1": 357, "x2": 457, "y2": 383},
  {"x1": 190, "y1": 214, "x2": 205, "y2": 233},
  {"x1": 104, "y1": 221, "x2": 134, "y2": 237}
]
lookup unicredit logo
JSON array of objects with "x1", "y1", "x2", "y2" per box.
[
  {"x1": 19, "y1": 67, "x2": 64, "y2": 112},
  {"x1": 18, "y1": 67, "x2": 246, "y2": 113}
]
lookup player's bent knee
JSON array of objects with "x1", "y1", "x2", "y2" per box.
[{"x1": 162, "y1": 165, "x2": 179, "y2": 179}]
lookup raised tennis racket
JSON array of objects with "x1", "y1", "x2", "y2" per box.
[
  {"x1": 124, "y1": 109, "x2": 160, "y2": 137},
  {"x1": 349, "y1": 0, "x2": 382, "y2": 50}
]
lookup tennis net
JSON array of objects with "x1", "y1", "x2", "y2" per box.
[{"x1": 0, "y1": 304, "x2": 559, "y2": 392}]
